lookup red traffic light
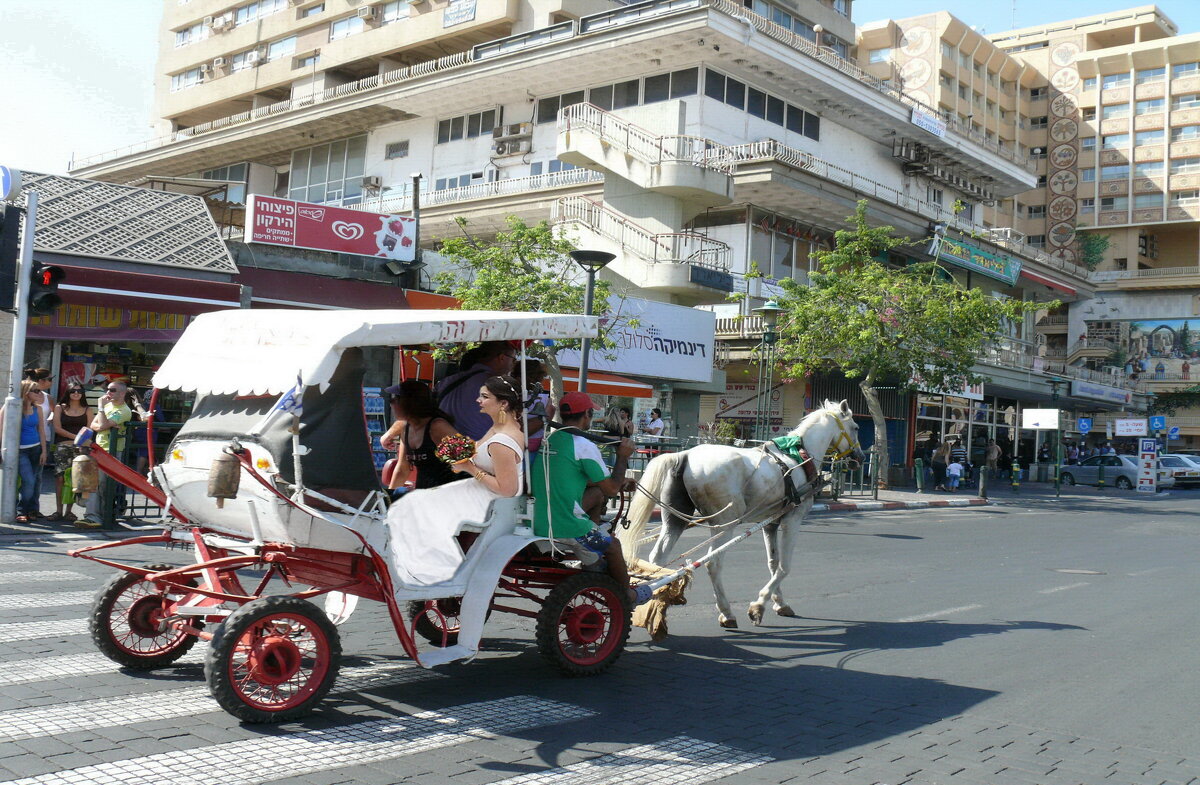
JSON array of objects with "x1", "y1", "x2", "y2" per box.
[{"x1": 28, "y1": 262, "x2": 65, "y2": 317}]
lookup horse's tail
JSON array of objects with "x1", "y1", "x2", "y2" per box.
[{"x1": 618, "y1": 450, "x2": 689, "y2": 561}]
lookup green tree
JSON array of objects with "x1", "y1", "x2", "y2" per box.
[
  {"x1": 1179, "y1": 321, "x2": 1192, "y2": 355},
  {"x1": 1077, "y1": 232, "x2": 1111, "y2": 271},
  {"x1": 769, "y1": 201, "x2": 1049, "y2": 485},
  {"x1": 434, "y1": 216, "x2": 630, "y2": 405},
  {"x1": 1149, "y1": 384, "x2": 1200, "y2": 416}
]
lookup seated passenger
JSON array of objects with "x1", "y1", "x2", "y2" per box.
[
  {"x1": 530, "y1": 392, "x2": 640, "y2": 604},
  {"x1": 379, "y1": 380, "x2": 461, "y2": 495},
  {"x1": 382, "y1": 376, "x2": 525, "y2": 587}
]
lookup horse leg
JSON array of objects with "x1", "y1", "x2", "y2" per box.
[
  {"x1": 703, "y1": 529, "x2": 738, "y2": 628},
  {"x1": 646, "y1": 521, "x2": 685, "y2": 566},
  {"x1": 752, "y1": 518, "x2": 800, "y2": 624},
  {"x1": 748, "y1": 523, "x2": 780, "y2": 625}
]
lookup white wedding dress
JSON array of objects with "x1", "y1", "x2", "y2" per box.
[{"x1": 383, "y1": 432, "x2": 524, "y2": 586}]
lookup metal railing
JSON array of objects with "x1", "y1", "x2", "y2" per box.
[
  {"x1": 1090, "y1": 265, "x2": 1200, "y2": 281},
  {"x1": 1037, "y1": 314, "x2": 1069, "y2": 325},
  {"x1": 554, "y1": 195, "x2": 731, "y2": 269},
  {"x1": 348, "y1": 168, "x2": 603, "y2": 214},
  {"x1": 560, "y1": 103, "x2": 735, "y2": 175}
]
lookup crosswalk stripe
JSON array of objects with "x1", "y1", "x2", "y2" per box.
[
  {"x1": 0, "y1": 554, "x2": 34, "y2": 564},
  {"x1": 0, "y1": 591, "x2": 93, "y2": 610},
  {"x1": 0, "y1": 650, "x2": 206, "y2": 687},
  {"x1": 0, "y1": 570, "x2": 90, "y2": 584},
  {"x1": 0, "y1": 659, "x2": 442, "y2": 742},
  {"x1": 488, "y1": 736, "x2": 772, "y2": 784},
  {"x1": 0, "y1": 618, "x2": 88, "y2": 642},
  {"x1": 0, "y1": 696, "x2": 594, "y2": 785}
]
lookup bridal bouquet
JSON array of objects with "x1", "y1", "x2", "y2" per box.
[{"x1": 435, "y1": 433, "x2": 477, "y2": 464}]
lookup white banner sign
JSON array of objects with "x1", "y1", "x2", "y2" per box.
[
  {"x1": 1021, "y1": 408, "x2": 1060, "y2": 430},
  {"x1": 1115, "y1": 418, "x2": 1148, "y2": 436},
  {"x1": 715, "y1": 382, "x2": 783, "y2": 420},
  {"x1": 556, "y1": 297, "x2": 716, "y2": 383}
]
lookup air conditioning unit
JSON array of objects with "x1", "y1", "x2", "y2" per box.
[
  {"x1": 492, "y1": 123, "x2": 533, "y2": 140},
  {"x1": 213, "y1": 56, "x2": 227, "y2": 68},
  {"x1": 493, "y1": 139, "x2": 532, "y2": 156},
  {"x1": 199, "y1": 63, "x2": 212, "y2": 74},
  {"x1": 357, "y1": 5, "x2": 378, "y2": 19},
  {"x1": 203, "y1": 15, "x2": 214, "y2": 26},
  {"x1": 362, "y1": 175, "x2": 383, "y2": 189},
  {"x1": 246, "y1": 50, "x2": 262, "y2": 65},
  {"x1": 210, "y1": 14, "x2": 233, "y2": 31}
]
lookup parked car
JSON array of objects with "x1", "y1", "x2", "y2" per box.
[
  {"x1": 1058, "y1": 455, "x2": 1176, "y2": 490},
  {"x1": 1160, "y1": 454, "x2": 1200, "y2": 487}
]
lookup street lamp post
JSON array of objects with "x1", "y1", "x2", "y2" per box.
[
  {"x1": 753, "y1": 299, "x2": 786, "y2": 441},
  {"x1": 568, "y1": 249, "x2": 615, "y2": 393}
]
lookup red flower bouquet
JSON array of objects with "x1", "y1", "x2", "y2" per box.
[{"x1": 435, "y1": 433, "x2": 476, "y2": 464}]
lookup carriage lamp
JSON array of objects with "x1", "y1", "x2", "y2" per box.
[
  {"x1": 752, "y1": 300, "x2": 787, "y2": 441},
  {"x1": 569, "y1": 249, "x2": 616, "y2": 393}
]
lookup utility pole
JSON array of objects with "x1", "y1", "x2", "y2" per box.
[{"x1": 2, "y1": 188, "x2": 38, "y2": 522}]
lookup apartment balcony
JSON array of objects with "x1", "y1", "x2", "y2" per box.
[
  {"x1": 72, "y1": 0, "x2": 1036, "y2": 194},
  {"x1": 714, "y1": 315, "x2": 765, "y2": 340},
  {"x1": 1035, "y1": 314, "x2": 1068, "y2": 334},
  {"x1": 1067, "y1": 336, "x2": 1117, "y2": 365},
  {"x1": 1092, "y1": 265, "x2": 1200, "y2": 290}
]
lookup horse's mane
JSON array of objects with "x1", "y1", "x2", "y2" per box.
[{"x1": 786, "y1": 399, "x2": 845, "y2": 437}]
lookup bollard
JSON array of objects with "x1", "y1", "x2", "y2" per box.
[
  {"x1": 1097, "y1": 461, "x2": 1105, "y2": 489},
  {"x1": 1010, "y1": 460, "x2": 1020, "y2": 493},
  {"x1": 978, "y1": 467, "x2": 988, "y2": 499},
  {"x1": 915, "y1": 458, "x2": 924, "y2": 493}
]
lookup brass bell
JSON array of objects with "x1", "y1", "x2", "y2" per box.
[
  {"x1": 71, "y1": 453, "x2": 99, "y2": 499},
  {"x1": 207, "y1": 451, "x2": 241, "y2": 509}
]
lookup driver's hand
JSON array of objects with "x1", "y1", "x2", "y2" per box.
[{"x1": 616, "y1": 438, "x2": 635, "y2": 458}]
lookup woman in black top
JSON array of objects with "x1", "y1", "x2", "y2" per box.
[{"x1": 379, "y1": 380, "x2": 461, "y2": 492}]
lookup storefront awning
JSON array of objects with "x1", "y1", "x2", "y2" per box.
[
  {"x1": 51, "y1": 263, "x2": 244, "y2": 315},
  {"x1": 1019, "y1": 269, "x2": 1077, "y2": 296},
  {"x1": 558, "y1": 369, "x2": 654, "y2": 399},
  {"x1": 238, "y1": 267, "x2": 409, "y2": 310}
]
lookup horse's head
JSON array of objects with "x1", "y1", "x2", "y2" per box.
[{"x1": 791, "y1": 399, "x2": 866, "y2": 468}]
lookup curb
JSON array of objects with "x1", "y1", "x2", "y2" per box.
[{"x1": 811, "y1": 498, "x2": 991, "y2": 514}]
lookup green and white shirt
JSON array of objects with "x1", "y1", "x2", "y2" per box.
[{"x1": 531, "y1": 429, "x2": 608, "y2": 538}]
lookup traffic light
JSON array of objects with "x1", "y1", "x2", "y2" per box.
[
  {"x1": 28, "y1": 261, "x2": 64, "y2": 317},
  {"x1": 0, "y1": 204, "x2": 19, "y2": 311}
]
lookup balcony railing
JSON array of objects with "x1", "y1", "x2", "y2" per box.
[
  {"x1": 714, "y1": 315, "x2": 765, "y2": 338},
  {"x1": 1090, "y1": 265, "x2": 1200, "y2": 281},
  {"x1": 1037, "y1": 314, "x2": 1069, "y2": 326},
  {"x1": 554, "y1": 195, "x2": 730, "y2": 270},
  {"x1": 72, "y1": 0, "x2": 1033, "y2": 174},
  {"x1": 560, "y1": 103, "x2": 735, "y2": 174},
  {"x1": 981, "y1": 337, "x2": 1143, "y2": 391},
  {"x1": 347, "y1": 168, "x2": 603, "y2": 214}
]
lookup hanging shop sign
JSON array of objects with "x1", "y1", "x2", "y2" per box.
[
  {"x1": 27, "y1": 304, "x2": 192, "y2": 342},
  {"x1": 910, "y1": 107, "x2": 947, "y2": 138},
  {"x1": 245, "y1": 195, "x2": 416, "y2": 261},
  {"x1": 715, "y1": 381, "x2": 783, "y2": 421},
  {"x1": 443, "y1": 0, "x2": 477, "y2": 26},
  {"x1": 927, "y1": 236, "x2": 1022, "y2": 285},
  {"x1": 1070, "y1": 380, "x2": 1132, "y2": 405},
  {"x1": 556, "y1": 296, "x2": 715, "y2": 383}
]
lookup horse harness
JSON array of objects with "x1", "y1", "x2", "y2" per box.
[{"x1": 762, "y1": 438, "x2": 822, "y2": 506}]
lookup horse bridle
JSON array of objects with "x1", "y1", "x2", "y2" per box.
[{"x1": 828, "y1": 414, "x2": 860, "y2": 460}]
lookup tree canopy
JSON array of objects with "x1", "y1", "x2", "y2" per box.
[{"x1": 767, "y1": 201, "x2": 1051, "y2": 481}]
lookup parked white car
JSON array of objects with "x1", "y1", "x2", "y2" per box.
[
  {"x1": 1160, "y1": 454, "x2": 1200, "y2": 488},
  {"x1": 1058, "y1": 455, "x2": 1176, "y2": 490}
]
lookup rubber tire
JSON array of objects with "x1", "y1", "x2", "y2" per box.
[
  {"x1": 536, "y1": 572, "x2": 631, "y2": 677},
  {"x1": 1116, "y1": 476, "x2": 1133, "y2": 490},
  {"x1": 90, "y1": 563, "x2": 200, "y2": 670},
  {"x1": 407, "y1": 598, "x2": 463, "y2": 647},
  {"x1": 1060, "y1": 473, "x2": 1075, "y2": 486},
  {"x1": 205, "y1": 596, "x2": 341, "y2": 723}
]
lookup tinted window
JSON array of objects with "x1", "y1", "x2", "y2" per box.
[
  {"x1": 747, "y1": 88, "x2": 766, "y2": 118},
  {"x1": 704, "y1": 69, "x2": 725, "y2": 101},
  {"x1": 536, "y1": 98, "x2": 559, "y2": 124},
  {"x1": 644, "y1": 73, "x2": 670, "y2": 104},
  {"x1": 670, "y1": 68, "x2": 698, "y2": 98},
  {"x1": 1082, "y1": 456, "x2": 1102, "y2": 466}
]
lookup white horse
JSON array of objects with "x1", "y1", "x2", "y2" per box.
[{"x1": 618, "y1": 400, "x2": 865, "y2": 628}]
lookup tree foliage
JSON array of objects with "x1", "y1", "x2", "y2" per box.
[
  {"x1": 769, "y1": 201, "x2": 1051, "y2": 482},
  {"x1": 1148, "y1": 384, "x2": 1200, "y2": 416},
  {"x1": 433, "y1": 216, "x2": 628, "y2": 403},
  {"x1": 1077, "y1": 232, "x2": 1111, "y2": 271}
]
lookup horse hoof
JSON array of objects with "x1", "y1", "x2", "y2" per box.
[
  {"x1": 719, "y1": 616, "x2": 739, "y2": 629},
  {"x1": 747, "y1": 606, "x2": 764, "y2": 626},
  {"x1": 774, "y1": 604, "x2": 797, "y2": 617}
]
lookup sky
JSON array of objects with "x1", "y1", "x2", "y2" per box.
[{"x1": 4, "y1": 1, "x2": 1200, "y2": 177}]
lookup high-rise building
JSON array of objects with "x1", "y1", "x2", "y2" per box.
[
  {"x1": 862, "y1": 5, "x2": 1199, "y2": 453},
  {"x1": 71, "y1": 0, "x2": 1129, "y2": 467}
]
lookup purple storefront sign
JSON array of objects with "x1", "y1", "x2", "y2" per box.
[{"x1": 27, "y1": 304, "x2": 192, "y2": 342}]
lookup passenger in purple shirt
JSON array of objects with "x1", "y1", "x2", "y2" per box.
[{"x1": 435, "y1": 341, "x2": 516, "y2": 439}]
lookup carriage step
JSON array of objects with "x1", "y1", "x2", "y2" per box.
[{"x1": 416, "y1": 644, "x2": 476, "y2": 668}]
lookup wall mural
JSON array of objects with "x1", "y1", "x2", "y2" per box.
[
  {"x1": 1090, "y1": 318, "x2": 1200, "y2": 379},
  {"x1": 1047, "y1": 38, "x2": 1083, "y2": 261}
]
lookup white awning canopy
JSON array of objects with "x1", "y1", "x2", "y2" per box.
[{"x1": 153, "y1": 309, "x2": 598, "y2": 395}]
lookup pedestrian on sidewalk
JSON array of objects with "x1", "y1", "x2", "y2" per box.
[
  {"x1": 49, "y1": 384, "x2": 93, "y2": 522},
  {"x1": 1, "y1": 381, "x2": 49, "y2": 523},
  {"x1": 985, "y1": 438, "x2": 1001, "y2": 479},
  {"x1": 931, "y1": 440, "x2": 951, "y2": 491},
  {"x1": 946, "y1": 460, "x2": 963, "y2": 492}
]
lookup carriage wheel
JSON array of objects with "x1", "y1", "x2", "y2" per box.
[
  {"x1": 407, "y1": 598, "x2": 463, "y2": 647},
  {"x1": 90, "y1": 563, "x2": 200, "y2": 670},
  {"x1": 206, "y1": 596, "x2": 341, "y2": 723},
  {"x1": 535, "y1": 573, "x2": 631, "y2": 677}
]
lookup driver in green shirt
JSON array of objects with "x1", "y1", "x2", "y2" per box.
[{"x1": 531, "y1": 392, "x2": 648, "y2": 605}]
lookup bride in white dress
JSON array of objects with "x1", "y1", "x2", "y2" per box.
[{"x1": 383, "y1": 375, "x2": 526, "y2": 586}]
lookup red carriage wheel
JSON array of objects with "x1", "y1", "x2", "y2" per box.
[
  {"x1": 90, "y1": 564, "x2": 200, "y2": 670},
  {"x1": 407, "y1": 598, "x2": 463, "y2": 647},
  {"x1": 535, "y1": 573, "x2": 631, "y2": 676},
  {"x1": 205, "y1": 596, "x2": 341, "y2": 723}
]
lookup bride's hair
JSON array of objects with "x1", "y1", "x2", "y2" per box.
[{"x1": 484, "y1": 375, "x2": 523, "y2": 415}]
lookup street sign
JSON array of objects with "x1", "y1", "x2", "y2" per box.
[
  {"x1": 1137, "y1": 438, "x2": 1158, "y2": 494},
  {"x1": 0, "y1": 166, "x2": 21, "y2": 201},
  {"x1": 1149, "y1": 415, "x2": 1166, "y2": 431},
  {"x1": 1115, "y1": 418, "x2": 1148, "y2": 436},
  {"x1": 1077, "y1": 417, "x2": 1092, "y2": 434},
  {"x1": 1168, "y1": 426, "x2": 1181, "y2": 440},
  {"x1": 1021, "y1": 408, "x2": 1060, "y2": 430}
]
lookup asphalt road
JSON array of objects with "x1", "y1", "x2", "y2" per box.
[{"x1": 0, "y1": 489, "x2": 1197, "y2": 784}]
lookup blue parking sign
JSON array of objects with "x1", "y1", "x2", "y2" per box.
[
  {"x1": 1077, "y1": 417, "x2": 1092, "y2": 434},
  {"x1": 1169, "y1": 426, "x2": 1181, "y2": 440},
  {"x1": 1149, "y1": 415, "x2": 1167, "y2": 431}
]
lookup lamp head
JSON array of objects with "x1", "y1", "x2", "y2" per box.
[
  {"x1": 569, "y1": 249, "x2": 616, "y2": 272},
  {"x1": 753, "y1": 299, "x2": 786, "y2": 330}
]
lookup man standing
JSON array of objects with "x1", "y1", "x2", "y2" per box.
[
  {"x1": 985, "y1": 439, "x2": 1001, "y2": 479},
  {"x1": 530, "y1": 392, "x2": 644, "y2": 605},
  {"x1": 78, "y1": 381, "x2": 133, "y2": 528},
  {"x1": 435, "y1": 341, "x2": 516, "y2": 439}
]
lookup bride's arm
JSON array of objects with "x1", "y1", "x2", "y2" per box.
[{"x1": 466, "y1": 442, "x2": 521, "y2": 496}]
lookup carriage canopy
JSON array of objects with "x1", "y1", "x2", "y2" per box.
[{"x1": 153, "y1": 309, "x2": 599, "y2": 395}]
